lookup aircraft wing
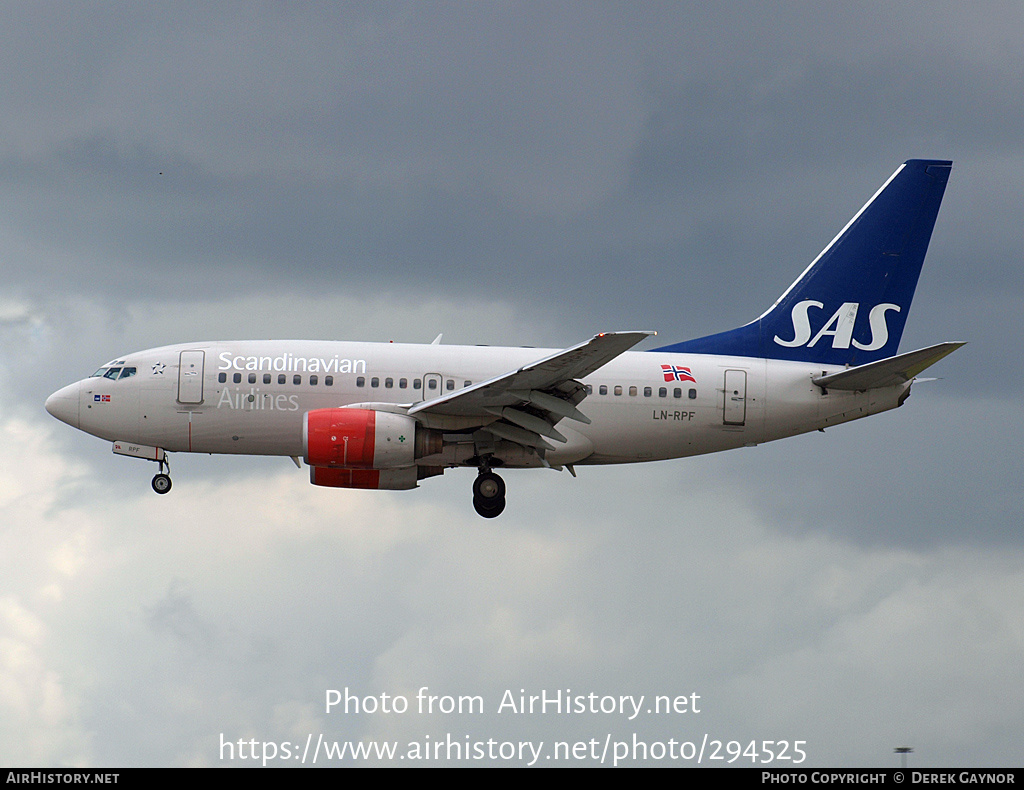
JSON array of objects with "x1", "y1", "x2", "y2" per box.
[
  {"x1": 812, "y1": 342, "x2": 965, "y2": 391},
  {"x1": 406, "y1": 331, "x2": 654, "y2": 448}
]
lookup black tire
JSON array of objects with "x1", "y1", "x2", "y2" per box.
[
  {"x1": 473, "y1": 495, "x2": 506, "y2": 518},
  {"x1": 473, "y1": 471, "x2": 505, "y2": 502},
  {"x1": 152, "y1": 473, "x2": 172, "y2": 494}
]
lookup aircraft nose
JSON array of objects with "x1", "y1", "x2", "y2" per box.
[{"x1": 45, "y1": 382, "x2": 81, "y2": 429}]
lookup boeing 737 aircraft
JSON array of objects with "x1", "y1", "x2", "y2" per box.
[{"x1": 46, "y1": 159, "x2": 962, "y2": 517}]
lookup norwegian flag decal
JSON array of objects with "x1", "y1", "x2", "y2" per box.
[{"x1": 661, "y1": 365, "x2": 696, "y2": 384}]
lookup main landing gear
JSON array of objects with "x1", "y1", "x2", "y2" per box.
[
  {"x1": 151, "y1": 456, "x2": 172, "y2": 495},
  {"x1": 473, "y1": 469, "x2": 506, "y2": 518}
]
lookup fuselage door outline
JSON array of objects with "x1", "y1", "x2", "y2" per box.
[
  {"x1": 178, "y1": 350, "x2": 205, "y2": 405},
  {"x1": 422, "y1": 372, "x2": 443, "y2": 397},
  {"x1": 723, "y1": 369, "x2": 747, "y2": 426}
]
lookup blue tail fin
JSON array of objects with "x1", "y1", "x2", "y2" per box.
[{"x1": 652, "y1": 159, "x2": 952, "y2": 365}]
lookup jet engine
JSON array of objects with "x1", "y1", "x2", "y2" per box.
[{"x1": 303, "y1": 408, "x2": 443, "y2": 490}]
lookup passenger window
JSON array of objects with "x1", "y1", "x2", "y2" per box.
[
  {"x1": 263, "y1": 374, "x2": 271, "y2": 384},
  {"x1": 399, "y1": 378, "x2": 407, "y2": 389},
  {"x1": 278, "y1": 374, "x2": 286, "y2": 385},
  {"x1": 585, "y1": 385, "x2": 593, "y2": 394},
  {"x1": 325, "y1": 376, "x2": 334, "y2": 386},
  {"x1": 385, "y1": 377, "x2": 393, "y2": 388},
  {"x1": 599, "y1": 385, "x2": 607, "y2": 395},
  {"x1": 629, "y1": 386, "x2": 637, "y2": 396},
  {"x1": 248, "y1": 373, "x2": 256, "y2": 384},
  {"x1": 446, "y1": 380, "x2": 455, "y2": 391},
  {"x1": 218, "y1": 372, "x2": 227, "y2": 383},
  {"x1": 310, "y1": 375, "x2": 318, "y2": 385},
  {"x1": 370, "y1": 377, "x2": 379, "y2": 387},
  {"x1": 689, "y1": 388, "x2": 697, "y2": 399},
  {"x1": 413, "y1": 379, "x2": 421, "y2": 390},
  {"x1": 673, "y1": 388, "x2": 682, "y2": 398},
  {"x1": 659, "y1": 387, "x2": 667, "y2": 398},
  {"x1": 427, "y1": 379, "x2": 437, "y2": 390},
  {"x1": 644, "y1": 387, "x2": 652, "y2": 397},
  {"x1": 356, "y1": 377, "x2": 365, "y2": 387},
  {"x1": 293, "y1": 375, "x2": 302, "y2": 385},
  {"x1": 464, "y1": 380, "x2": 472, "y2": 388},
  {"x1": 614, "y1": 385, "x2": 622, "y2": 396},
  {"x1": 233, "y1": 373, "x2": 242, "y2": 384}
]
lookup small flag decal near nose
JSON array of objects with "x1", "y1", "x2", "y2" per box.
[
  {"x1": 94, "y1": 394, "x2": 111, "y2": 402},
  {"x1": 661, "y1": 365, "x2": 696, "y2": 383}
]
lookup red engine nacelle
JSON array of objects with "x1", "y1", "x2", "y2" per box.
[
  {"x1": 309, "y1": 466, "x2": 421, "y2": 490},
  {"x1": 303, "y1": 408, "x2": 444, "y2": 490},
  {"x1": 304, "y1": 408, "x2": 418, "y2": 469}
]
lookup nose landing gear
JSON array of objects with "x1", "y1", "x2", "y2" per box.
[
  {"x1": 151, "y1": 456, "x2": 172, "y2": 495},
  {"x1": 473, "y1": 469, "x2": 506, "y2": 518},
  {"x1": 112, "y1": 441, "x2": 173, "y2": 495}
]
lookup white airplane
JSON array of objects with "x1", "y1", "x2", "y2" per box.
[{"x1": 46, "y1": 159, "x2": 962, "y2": 517}]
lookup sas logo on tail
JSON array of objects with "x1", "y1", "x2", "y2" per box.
[
  {"x1": 662, "y1": 365, "x2": 696, "y2": 383},
  {"x1": 773, "y1": 301, "x2": 900, "y2": 351}
]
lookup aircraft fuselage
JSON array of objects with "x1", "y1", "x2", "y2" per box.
[{"x1": 47, "y1": 339, "x2": 905, "y2": 468}]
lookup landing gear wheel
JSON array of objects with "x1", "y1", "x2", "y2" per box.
[
  {"x1": 473, "y1": 471, "x2": 505, "y2": 501},
  {"x1": 473, "y1": 494, "x2": 506, "y2": 518},
  {"x1": 152, "y1": 473, "x2": 172, "y2": 494},
  {"x1": 472, "y1": 471, "x2": 506, "y2": 518}
]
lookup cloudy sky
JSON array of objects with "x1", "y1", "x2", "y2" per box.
[{"x1": 1, "y1": 1, "x2": 1022, "y2": 767}]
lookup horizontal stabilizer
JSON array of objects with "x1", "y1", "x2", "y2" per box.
[{"x1": 812, "y1": 342, "x2": 964, "y2": 391}]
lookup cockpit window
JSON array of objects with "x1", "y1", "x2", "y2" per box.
[
  {"x1": 91, "y1": 368, "x2": 108, "y2": 377},
  {"x1": 118, "y1": 367, "x2": 137, "y2": 380},
  {"x1": 103, "y1": 367, "x2": 123, "y2": 380}
]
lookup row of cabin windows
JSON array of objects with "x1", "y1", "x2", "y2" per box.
[
  {"x1": 217, "y1": 371, "x2": 697, "y2": 400},
  {"x1": 216, "y1": 372, "x2": 471, "y2": 390},
  {"x1": 355, "y1": 377, "x2": 472, "y2": 390},
  {"x1": 587, "y1": 384, "x2": 697, "y2": 399},
  {"x1": 220, "y1": 372, "x2": 337, "y2": 386}
]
